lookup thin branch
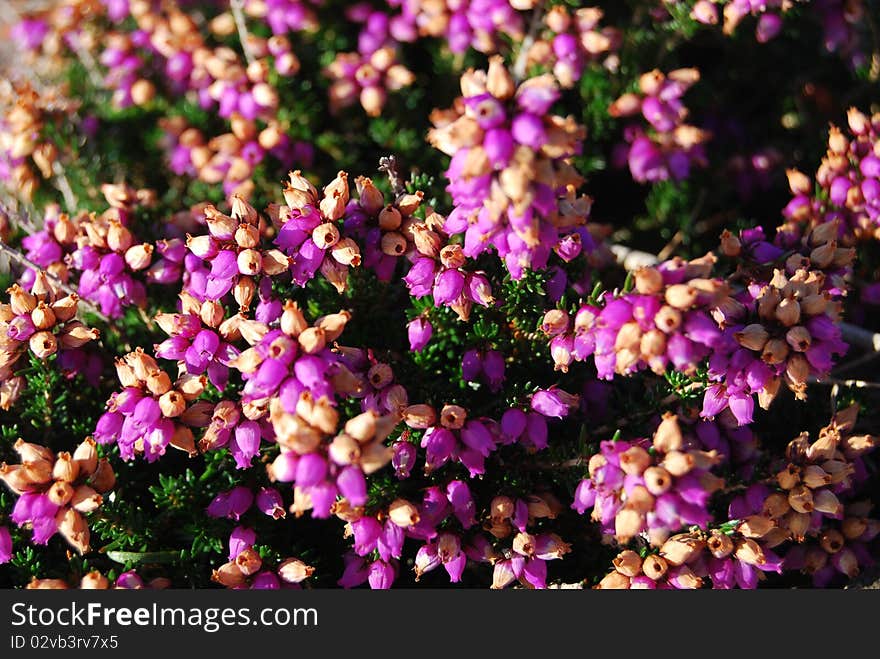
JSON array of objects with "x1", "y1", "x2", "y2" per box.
[
  {"x1": 230, "y1": 0, "x2": 256, "y2": 67},
  {"x1": 809, "y1": 376, "x2": 880, "y2": 390},
  {"x1": 52, "y1": 160, "x2": 78, "y2": 211},
  {"x1": 378, "y1": 155, "x2": 407, "y2": 199},
  {"x1": 512, "y1": 1, "x2": 545, "y2": 81}
]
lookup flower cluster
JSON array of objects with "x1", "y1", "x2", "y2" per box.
[
  {"x1": 526, "y1": 6, "x2": 621, "y2": 88},
  {"x1": 93, "y1": 349, "x2": 208, "y2": 461},
  {"x1": 212, "y1": 526, "x2": 314, "y2": 589},
  {"x1": 0, "y1": 81, "x2": 74, "y2": 201},
  {"x1": 596, "y1": 529, "x2": 783, "y2": 589},
  {"x1": 1, "y1": 274, "x2": 100, "y2": 410},
  {"x1": 18, "y1": 189, "x2": 156, "y2": 318},
  {"x1": 343, "y1": 175, "x2": 431, "y2": 281},
  {"x1": 542, "y1": 254, "x2": 727, "y2": 379},
  {"x1": 609, "y1": 68, "x2": 709, "y2": 183},
  {"x1": 159, "y1": 116, "x2": 308, "y2": 198},
  {"x1": 428, "y1": 58, "x2": 590, "y2": 278},
  {"x1": 572, "y1": 414, "x2": 724, "y2": 546},
  {"x1": 325, "y1": 47, "x2": 415, "y2": 117},
  {"x1": 595, "y1": 405, "x2": 879, "y2": 589},
  {"x1": 387, "y1": 0, "x2": 525, "y2": 54},
  {"x1": 272, "y1": 171, "x2": 362, "y2": 293},
  {"x1": 185, "y1": 195, "x2": 290, "y2": 306},
  {"x1": 0, "y1": 438, "x2": 115, "y2": 554},
  {"x1": 782, "y1": 107, "x2": 880, "y2": 242},
  {"x1": 708, "y1": 223, "x2": 851, "y2": 423}
]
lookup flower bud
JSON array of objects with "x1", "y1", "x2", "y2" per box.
[
  {"x1": 402, "y1": 404, "x2": 436, "y2": 428},
  {"x1": 52, "y1": 451, "x2": 79, "y2": 483},
  {"x1": 614, "y1": 507, "x2": 643, "y2": 543},
  {"x1": 596, "y1": 571, "x2": 630, "y2": 589},
  {"x1": 641, "y1": 554, "x2": 668, "y2": 580},
  {"x1": 14, "y1": 439, "x2": 54, "y2": 463},
  {"x1": 643, "y1": 466, "x2": 673, "y2": 495},
  {"x1": 788, "y1": 484, "x2": 814, "y2": 513},
  {"x1": 653, "y1": 413, "x2": 682, "y2": 452},
  {"x1": 735, "y1": 324, "x2": 769, "y2": 351},
  {"x1": 56, "y1": 507, "x2": 90, "y2": 554},
  {"x1": 89, "y1": 458, "x2": 116, "y2": 493},
  {"x1": 660, "y1": 535, "x2": 705, "y2": 566},
  {"x1": 80, "y1": 571, "x2": 109, "y2": 589},
  {"x1": 51, "y1": 294, "x2": 80, "y2": 323},
  {"x1": 388, "y1": 499, "x2": 420, "y2": 527},
  {"x1": 378, "y1": 206, "x2": 402, "y2": 231},
  {"x1": 125, "y1": 244, "x2": 153, "y2": 271},
  {"x1": 48, "y1": 480, "x2": 74, "y2": 506},
  {"x1": 619, "y1": 446, "x2": 651, "y2": 475},
  {"x1": 31, "y1": 302, "x2": 56, "y2": 331},
  {"x1": 29, "y1": 331, "x2": 58, "y2": 359},
  {"x1": 819, "y1": 529, "x2": 845, "y2": 554},
  {"x1": 634, "y1": 267, "x2": 663, "y2": 295},
  {"x1": 58, "y1": 322, "x2": 100, "y2": 349},
  {"x1": 440, "y1": 404, "x2": 467, "y2": 429},
  {"x1": 71, "y1": 485, "x2": 102, "y2": 513}
]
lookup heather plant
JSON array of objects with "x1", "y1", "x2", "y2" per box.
[{"x1": 0, "y1": 0, "x2": 879, "y2": 590}]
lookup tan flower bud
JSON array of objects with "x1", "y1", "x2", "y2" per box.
[
  {"x1": 737, "y1": 515, "x2": 775, "y2": 538},
  {"x1": 662, "y1": 450, "x2": 694, "y2": 477},
  {"x1": 125, "y1": 243, "x2": 153, "y2": 272},
  {"x1": 611, "y1": 550, "x2": 642, "y2": 577},
  {"x1": 707, "y1": 532, "x2": 734, "y2": 559},
  {"x1": 719, "y1": 230, "x2": 742, "y2": 257},
  {"x1": 29, "y1": 331, "x2": 57, "y2": 359},
  {"x1": 52, "y1": 451, "x2": 79, "y2": 483},
  {"x1": 278, "y1": 558, "x2": 315, "y2": 583},
  {"x1": 788, "y1": 484, "x2": 814, "y2": 513},
  {"x1": 212, "y1": 562, "x2": 247, "y2": 588},
  {"x1": 819, "y1": 529, "x2": 845, "y2": 554},
  {"x1": 408, "y1": 226, "x2": 439, "y2": 259},
  {"x1": 734, "y1": 538, "x2": 766, "y2": 566},
  {"x1": 619, "y1": 446, "x2": 651, "y2": 475},
  {"x1": 440, "y1": 404, "x2": 467, "y2": 429},
  {"x1": 31, "y1": 302, "x2": 56, "y2": 331},
  {"x1": 653, "y1": 413, "x2": 683, "y2": 452},
  {"x1": 14, "y1": 439, "x2": 54, "y2": 463},
  {"x1": 486, "y1": 55, "x2": 515, "y2": 99},
  {"x1": 235, "y1": 547, "x2": 263, "y2": 576},
  {"x1": 89, "y1": 458, "x2": 116, "y2": 493},
  {"x1": 378, "y1": 205, "x2": 402, "y2": 231},
  {"x1": 735, "y1": 324, "x2": 769, "y2": 351},
  {"x1": 278, "y1": 301, "x2": 307, "y2": 338},
  {"x1": 80, "y1": 571, "x2": 109, "y2": 590},
  {"x1": 660, "y1": 534, "x2": 706, "y2": 566},
  {"x1": 762, "y1": 492, "x2": 791, "y2": 519},
  {"x1": 654, "y1": 305, "x2": 682, "y2": 332},
  {"x1": 55, "y1": 507, "x2": 90, "y2": 554},
  {"x1": 614, "y1": 507, "x2": 643, "y2": 543},
  {"x1": 50, "y1": 294, "x2": 80, "y2": 323},
  {"x1": 596, "y1": 571, "x2": 631, "y2": 589},
  {"x1": 402, "y1": 404, "x2": 436, "y2": 429},
  {"x1": 761, "y1": 339, "x2": 789, "y2": 365},
  {"x1": 58, "y1": 322, "x2": 100, "y2": 349},
  {"x1": 642, "y1": 554, "x2": 669, "y2": 580},
  {"x1": 48, "y1": 480, "x2": 74, "y2": 506},
  {"x1": 330, "y1": 238, "x2": 361, "y2": 266},
  {"x1": 643, "y1": 466, "x2": 673, "y2": 495},
  {"x1": 71, "y1": 484, "x2": 103, "y2": 513}
]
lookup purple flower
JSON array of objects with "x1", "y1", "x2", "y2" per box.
[
  {"x1": 407, "y1": 317, "x2": 433, "y2": 352},
  {"x1": 0, "y1": 527, "x2": 11, "y2": 564}
]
